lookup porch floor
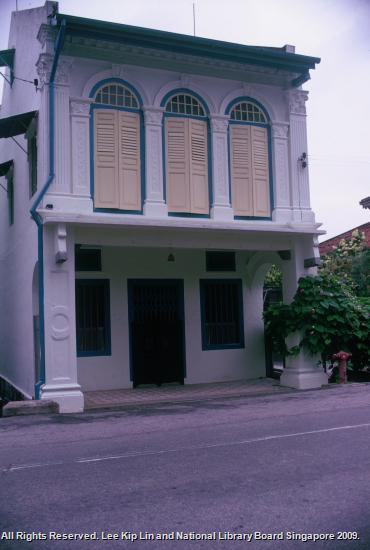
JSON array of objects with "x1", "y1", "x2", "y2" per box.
[{"x1": 84, "y1": 378, "x2": 292, "y2": 411}]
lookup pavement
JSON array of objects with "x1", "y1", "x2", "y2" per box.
[{"x1": 84, "y1": 377, "x2": 294, "y2": 410}]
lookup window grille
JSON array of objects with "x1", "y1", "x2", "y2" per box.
[
  {"x1": 200, "y1": 279, "x2": 244, "y2": 349},
  {"x1": 75, "y1": 279, "x2": 110, "y2": 355},
  {"x1": 28, "y1": 134, "x2": 37, "y2": 197},
  {"x1": 95, "y1": 84, "x2": 139, "y2": 109},
  {"x1": 166, "y1": 94, "x2": 205, "y2": 117},
  {"x1": 230, "y1": 101, "x2": 267, "y2": 123}
]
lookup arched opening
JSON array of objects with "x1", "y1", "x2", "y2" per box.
[{"x1": 246, "y1": 252, "x2": 283, "y2": 379}]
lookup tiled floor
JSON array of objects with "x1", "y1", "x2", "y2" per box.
[{"x1": 84, "y1": 378, "x2": 292, "y2": 411}]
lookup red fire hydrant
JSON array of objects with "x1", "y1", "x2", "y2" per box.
[{"x1": 332, "y1": 351, "x2": 352, "y2": 383}]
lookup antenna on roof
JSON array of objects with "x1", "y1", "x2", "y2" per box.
[{"x1": 193, "y1": 3, "x2": 196, "y2": 36}]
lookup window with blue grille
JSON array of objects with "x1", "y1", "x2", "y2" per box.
[
  {"x1": 200, "y1": 279, "x2": 244, "y2": 350},
  {"x1": 75, "y1": 279, "x2": 111, "y2": 356}
]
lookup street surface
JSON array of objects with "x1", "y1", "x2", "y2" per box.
[{"x1": 1, "y1": 383, "x2": 370, "y2": 549}]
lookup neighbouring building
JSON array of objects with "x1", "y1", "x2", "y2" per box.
[
  {"x1": 0, "y1": 2, "x2": 327, "y2": 412},
  {"x1": 319, "y1": 222, "x2": 370, "y2": 256}
]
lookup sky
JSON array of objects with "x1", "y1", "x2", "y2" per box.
[{"x1": 0, "y1": 0, "x2": 369, "y2": 242}]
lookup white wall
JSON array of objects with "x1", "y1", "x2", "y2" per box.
[{"x1": 77, "y1": 246, "x2": 266, "y2": 391}]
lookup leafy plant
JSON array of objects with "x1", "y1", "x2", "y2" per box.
[{"x1": 264, "y1": 272, "x2": 370, "y2": 369}]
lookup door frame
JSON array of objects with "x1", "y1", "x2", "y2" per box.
[{"x1": 127, "y1": 279, "x2": 186, "y2": 385}]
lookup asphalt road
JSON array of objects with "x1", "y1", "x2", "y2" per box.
[{"x1": 1, "y1": 384, "x2": 370, "y2": 549}]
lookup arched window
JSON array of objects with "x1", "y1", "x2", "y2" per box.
[
  {"x1": 228, "y1": 99, "x2": 271, "y2": 218},
  {"x1": 95, "y1": 83, "x2": 139, "y2": 108},
  {"x1": 164, "y1": 93, "x2": 209, "y2": 215},
  {"x1": 230, "y1": 101, "x2": 267, "y2": 123},
  {"x1": 92, "y1": 82, "x2": 142, "y2": 212}
]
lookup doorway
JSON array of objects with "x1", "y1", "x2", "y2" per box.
[{"x1": 128, "y1": 280, "x2": 185, "y2": 387}]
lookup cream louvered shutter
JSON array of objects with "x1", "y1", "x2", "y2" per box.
[
  {"x1": 230, "y1": 125, "x2": 253, "y2": 216},
  {"x1": 251, "y1": 126, "x2": 270, "y2": 217},
  {"x1": 94, "y1": 109, "x2": 119, "y2": 208},
  {"x1": 118, "y1": 111, "x2": 141, "y2": 210},
  {"x1": 189, "y1": 119, "x2": 209, "y2": 214},
  {"x1": 166, "y1": 118, "x2": 190, "y2": 212}
]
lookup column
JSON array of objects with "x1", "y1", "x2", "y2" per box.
[
  {"x1": 279, "y1": 235, "x2": 327, "y2": 390},
  {"x1": 40, "y1": 223, "x2": 84, "y2": 412},
  {"x1": 210, "y1": 115, "x2": 233, "y2": 221},
  {"x1": 286, "y1": 89, "x2": 315, "y2": 223},
  {"x1": 142, "y1": 106, "x2": 168, "y2": 218},
  {"x1": 271, "y1": 122, "x2": 291, "y2": 223}
]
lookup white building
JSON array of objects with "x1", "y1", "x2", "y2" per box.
[{"x1": 0, "y1": 1, "x2": 327, "y2": 413}]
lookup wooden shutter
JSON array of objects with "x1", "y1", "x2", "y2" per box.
[
  {"x1": 189, "y1": 119, "x2": 209, "y2": 214},
  {"x1": 230, "y1": 125, "x2": 253, "y2": 216},
  {"x1": 118, "y1": 111, "x2": 141, "y2": 210},
  {"x1": 166, "y1": 118, "x2": 190, "y2": 212},
  {"x1": 251, "y1": 126, "x2": 270, "y2": 217},
  {"x1": 94, "y1": 109, "x2": 119, "y2": 209}
]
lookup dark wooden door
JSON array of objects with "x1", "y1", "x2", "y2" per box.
[{"x1": 128, "y1": 280, "x2": 185, "y2": 387}]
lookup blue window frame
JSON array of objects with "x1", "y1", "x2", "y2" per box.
[
  {"x1": 200, "y1": 279, "x2": 244, "y2": 350},
  {"x1": 75, "y1": 279, "x2": 111, "y2": 357}
]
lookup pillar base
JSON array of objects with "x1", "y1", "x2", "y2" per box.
[
  {"x1": 280, "y1": 368, "x2": 328, "y2": 390},
  {"x1": 143, "y1": 200, "x2": 168, "y2": 218},
  {"x1": 40, "y1": 383, "x2": 84, "y2": 413},
  {"x1": 210, "y1": 205, "x2": 234, "y2": 221}
]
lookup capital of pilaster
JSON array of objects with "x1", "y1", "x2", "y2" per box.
[
  {"x1": 287, "y1": 89, "x2": 309, "y2": 116},
  {"x1": 272, "y1": 122, "x2": 289, "y2": 139},
  {"x1": 70, "y1": 97, "x2": 94, "y2": 116},
  {"x1": 143, "y1": 106, "x2": 164, "y2": 126},
  {"x1": 36, "y1": 54, "x2": 73, "y2": 87},
  {"x1": 210, "y1": 115, "x2": 229, "y2": 133}
]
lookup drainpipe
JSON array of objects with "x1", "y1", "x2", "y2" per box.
[{"x1": 30, "y1": 19, "x2": 66, "y2": 399}]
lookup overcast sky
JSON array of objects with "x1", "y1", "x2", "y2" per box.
[{"x1": 1, "y1": 0, "x2": 369, "y2": 241}]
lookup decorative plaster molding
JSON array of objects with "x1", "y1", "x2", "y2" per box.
[
  {"x1": 180, "y1": 74, "x2": 192, "y2": 87},
  {"x1": 54, "y1": 223, "x2": 67, "y2": 264},
  {"x1": 287, "y1": 89, "x2": 309, "y2": 115},
  {"x1": 242, "y1": 83, "x2": 256, "y2": 97},
  {"x1": 37, "y1": 23, "x2": 57, "y2": 47},
  {"x1": 36, "y1": 54, "x2": 73, "y2": 87},
  {"x1": 36, "y1": 53, "x2": 53, "y2": 87},
  {"x1": 210, "y1": 115, "x2": 229, "y2": 133},
  {"x1": 143, "y1": 107, "x2": 164, "y2": 126},
  {"x1": 272, "y1": 124, "x2": 289, "y2": 139},
  {"x1": 70, "y1": 97, "x2": 93, "y2": 116}
]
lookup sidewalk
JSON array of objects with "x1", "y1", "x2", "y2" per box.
[{"x1": 84, "y1": 378, "x2": 295, "y2": 411}]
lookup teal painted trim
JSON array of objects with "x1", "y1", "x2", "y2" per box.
[
  {"x1": 199, "y1": 278, "x2": 245, "y2": 351},
  {"x1": 89, "y1": 77, "x2": 143, "y2": 107},
  {"x1": 56, "y1": 13, "x2": 320, "y2": 74},
  {"x1": 234, "y1": 215, "x2": 272, "y2": 221},
  {"x1": 168, "y1": 212, "x2": 210, "y2": 218},
  {"x1": 89, "y1": 100, "x2": 145, "y2": 213},
  {"x1": 76, "y1": 279, "x2": 111, "y2": 357},
  {"x1": 160, "y1": 88, "x2": 210, "y2": 115},
  {"x1": 225, "y1": 96, "x2": 271, "y2": 122},
  {"x1": 30, "y1": 20, "x2": 66, "y2": 399}
]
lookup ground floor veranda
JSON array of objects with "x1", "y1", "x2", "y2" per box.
[{"x1": 36, "y1": 219, "x2": 327, "y2": 412}]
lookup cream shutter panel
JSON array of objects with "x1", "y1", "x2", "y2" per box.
[
  {"x1": 166, "y1": 118, "x2": 190, "y2": 212},
  {"x1": 94, "y1": 109, "x2": 119, "y2": 209},
  {"x1": 118, "y1": 111, "x2": 141, "y2": 211},
  {"x1": 189, "y1": 119, "x2": 209, "y2": 214},
  {"x1": 230, "y1": 125, "x2": 253, "y2": 216},
  {"x1": 251, "y1": 126, "x2": 270, "y2": 217}
]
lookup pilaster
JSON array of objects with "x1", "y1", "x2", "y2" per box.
[
  {"x1": 209, "y1": 115, "x2": 233, "y2": 221},
  {"x1": 271, "y1": 122, "x2": 291, "y2": 223},
  {"x1": 40, "y1": 224, "x2": 84, "y2": 413},
  {"x1": 70, "y1": 97, "x2": 93, "y2": 198},
  {"x1": 286, "y1": 89, "x2": 315, "y2": 223},
  {"x1": 142, "y1": 106, "x2": 168, "y2": 218}
]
